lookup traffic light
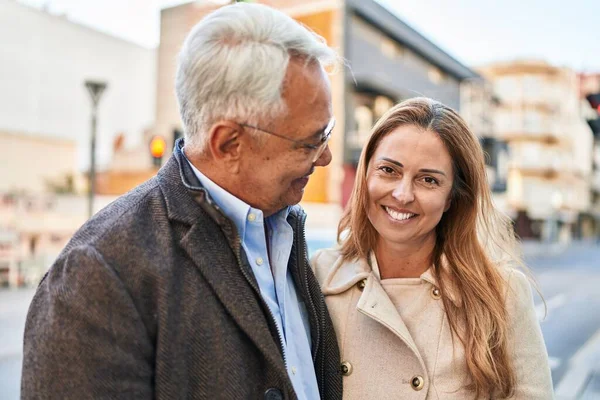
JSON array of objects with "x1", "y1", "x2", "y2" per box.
[
  {"x1": 149, "y1": 135, "x2": 167, "y2": 168},
  {"x1": 586, "y1": 93, "x2": 600, "y2": 138}
]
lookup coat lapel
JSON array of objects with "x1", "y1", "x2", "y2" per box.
[
  {"x1": 356, "y1": 273, "x2": 421, "y2": 356},
  {"x1": 179, "y1": 222, "x2": 289, "y2": 379},
  {"x1": 157, "y1": 143, "x2": 290, "y2": 384}
]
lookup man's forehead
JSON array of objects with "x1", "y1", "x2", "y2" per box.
[{"x1": 282, "y1": 60, "x2": 330, "y2": 102}]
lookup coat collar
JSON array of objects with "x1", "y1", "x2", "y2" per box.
[{"x1": 321, "y1": 250, "x2": 462, "y2": 307}]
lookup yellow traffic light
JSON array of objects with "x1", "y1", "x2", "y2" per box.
[{"x1": 150, "y1": 136, "x2": 166, "y2": 159}]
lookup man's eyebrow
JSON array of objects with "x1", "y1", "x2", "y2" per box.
[{"x1": 305, "y1": 120, "x2": 333, "y2": 140}]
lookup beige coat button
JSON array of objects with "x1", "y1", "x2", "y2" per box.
[
  {"x1": 431, "y1": 286, "x2": 441, "y2": 300},
  {"x1": 357, "y1": 279, "x2": 367, "y2": 291},
  {"x1": 341, "y1": 361, "x2": 353, "y2": 376},
  {"x1": 411, "y1": 375, "x2": 424, "y2": 390}
]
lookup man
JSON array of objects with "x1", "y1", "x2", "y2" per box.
[{"x1": 21, "y1": 3, "x2": 342, "y2": 399}]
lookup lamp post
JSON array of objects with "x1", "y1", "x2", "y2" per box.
[
  {"x1": 84, "y1": 80, "x2": 107, "y2": 218},
  {"x1": 551, "y1": 191, "x2": 563, "y2": 243}
]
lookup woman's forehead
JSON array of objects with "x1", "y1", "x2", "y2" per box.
[{"x1": 371, "y1": 126, "x2": 452, "y2": 170}]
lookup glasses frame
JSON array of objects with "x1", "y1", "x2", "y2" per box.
[{"x1": 239, "y1": 117, "x2": 335, "y2": 162}]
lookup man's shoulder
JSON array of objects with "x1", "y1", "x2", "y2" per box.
[{"x1": 67, "y1": 178, "x2": 165, "y2": 251}]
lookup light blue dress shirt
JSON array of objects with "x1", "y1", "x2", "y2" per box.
[{"x1": 185, "y1": 157, "x2": 320, "y2": 400}]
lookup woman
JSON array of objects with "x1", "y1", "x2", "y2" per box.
[{"x1": 312, "y1": 98, "x2": 553, "y2": 399}]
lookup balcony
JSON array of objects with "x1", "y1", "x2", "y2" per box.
[
  {"x1": 508, "y1": 142, "x2": 573, "y2": 176},
  {"x1": 494, "y1": 111, "x2": 566, "y2": 144},
  {"x1": 508, "y1": 173, "x2": 589, "y2": 218}
]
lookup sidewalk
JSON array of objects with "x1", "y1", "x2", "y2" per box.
[{"x1": 520, "y1": 239, "x2": 599, "y2": 259}]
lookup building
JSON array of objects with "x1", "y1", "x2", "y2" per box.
[
  {"x1": 0, "y1": 131, "x2": 79, "y2": 194},
  {"x1": 0, "y1": 0, "x2": 156, "y2": 171},
  {"x1": 0, "y1": 192, "x2": 117, "y2": 287},
  {"x1": 579, "y1": 73, "x2": 600, "y2": 238},
  {"x1": 103, "y1": 0, "x2": 478, "y2": 228},
  {"x1": 0, "y1": 0, "x2": 156, "y2": 285},
  {"x1": 480, "y1": 60, "x2": 593, "y2": 241}
]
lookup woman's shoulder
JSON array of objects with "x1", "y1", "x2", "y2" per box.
[
  {"x1": 496, "y1": 265, "x2": 535, "y2": 307},
  {"x1": 310, "y1": 247, "x2": 343, "y2": 284}
]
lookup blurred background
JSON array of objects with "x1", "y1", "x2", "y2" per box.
[{"x1": 1, "y1": 0, "x2": 600, "y2": 398}]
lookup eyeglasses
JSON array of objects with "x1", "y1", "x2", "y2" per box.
[{"x1": 239, "y1": 117, "x2": 335, "y2": 163}]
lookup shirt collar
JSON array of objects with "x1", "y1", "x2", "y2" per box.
[{"x1": 182, "y1": 149, "x2": 289, "y2": 239}]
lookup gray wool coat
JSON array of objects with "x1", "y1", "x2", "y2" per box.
[{"x1": 21, "y1": 140, "x2": 343, "y2": 400}]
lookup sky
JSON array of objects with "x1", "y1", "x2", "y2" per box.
[{"x1": 16, "y1": 0, "x2": 600, "y2": 72}]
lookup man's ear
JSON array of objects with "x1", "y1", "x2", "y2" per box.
[{"x1": 207, "y1": 121, "x2": 243, "y2": 171}]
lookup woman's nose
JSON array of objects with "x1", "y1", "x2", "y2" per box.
[{"x1": 392, "y1": 180, "x2": 415, "y2": 204}]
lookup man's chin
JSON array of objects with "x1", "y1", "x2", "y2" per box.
[{"x1": 291, "y1": 176, "x2": 310, "y2": 192}]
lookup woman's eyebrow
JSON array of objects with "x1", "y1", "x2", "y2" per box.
[{"x1": 379, "y1": 158, "x2": 447, "y2": 177}]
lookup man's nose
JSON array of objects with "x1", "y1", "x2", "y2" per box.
[{"x1": 314, "y1": 144, "x2": 332, "y2": 167}]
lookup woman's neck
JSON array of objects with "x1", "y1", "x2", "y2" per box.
[{"x1": 374, "y1": 235, "x2": 436, "y2": 279}]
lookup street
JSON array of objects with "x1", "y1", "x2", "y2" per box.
[
  {"x1": 524, "y1": 242, "x2": 600, "y2": 399},
  {"x1": 0, "y1": 287, "x2": 35, "y2": 399},
  {"x1": 1, "y1": 242, "x2": 599, "y2": 399}
]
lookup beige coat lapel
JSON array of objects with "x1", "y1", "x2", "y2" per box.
[{"x1": 356, "y1": 273, "x2": 421, "y2": 357}]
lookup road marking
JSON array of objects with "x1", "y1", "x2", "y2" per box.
[
  {"x1": 555, "y1": 327, "x2": 600, "y2": 399},
  {"x1": 535, "y1": 293, "x2": 567, "y2": 322}
]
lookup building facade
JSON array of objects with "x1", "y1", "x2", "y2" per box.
[
  {"x1": 0, "y1": 0, "x2": 156, "y2": 285},
  {"x1": 579, "y1": 73, "x2": 600, "y2": 238},
  {"x1": 0, "y1": 0, "x2": 156, "y2": 171},
  {"x1": 480, "y1": 61, "x2": 593, "y2": 241}
]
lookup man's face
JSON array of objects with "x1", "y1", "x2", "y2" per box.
[{"x1": 238, "y1": 59, "x2": 333, "y2": 216}]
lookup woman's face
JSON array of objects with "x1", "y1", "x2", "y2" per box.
[{"x1": 366, "y1": 124, "x2": 454, "y2": 250}]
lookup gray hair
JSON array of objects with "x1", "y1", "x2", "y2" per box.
[{"x1": 175, "y1": 2, "x2": 339, "y2": 150}]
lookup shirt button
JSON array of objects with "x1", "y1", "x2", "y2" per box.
[
  {"x1": 256, "y1": 257, "x2": 264, "y2": 266},
  {"x1": 291, "y1": 366, "x2": 297, "y2": 375},
  {"x1": 247, "y1": 213, "x2": 256, "y2": 222}
]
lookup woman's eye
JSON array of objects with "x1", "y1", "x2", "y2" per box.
[
  {"x1": 423, "y1": 177, "x2": 439, "y2": 185},
  {"x1": 378, "y1": 166, "x2": 394, "y2": 174}
]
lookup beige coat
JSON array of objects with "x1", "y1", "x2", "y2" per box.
[{"x1": 311, "y1": 248, "x2": 554, "y2": 399}]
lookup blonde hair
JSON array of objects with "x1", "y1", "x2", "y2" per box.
[{"x1": 339, "y1": 97, "x2": 522, "y2": 398}]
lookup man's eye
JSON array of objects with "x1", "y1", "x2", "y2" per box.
[{"x1": 311, "y1": 134, "x2": 326, "y2": 146}]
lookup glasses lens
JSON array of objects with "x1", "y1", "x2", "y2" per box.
[{"x1": 311, "y1": 134, "x2": 331, "y2": 162}]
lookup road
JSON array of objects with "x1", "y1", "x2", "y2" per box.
[
  {"x1": 1, "y1": 241, "x2": 599, "y2": 399},
  {"x1": 0, "y1": 287, "x2": 35, "y2": 399},
  {"x1": 525, "y1": 242, "x2": 600, "y2": 399}
]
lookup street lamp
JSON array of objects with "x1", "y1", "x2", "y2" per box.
[
  {"x1": 551, "y1": 191, "x2": 563, "y2": 243},
  {"x1": 84, "y1": 80, "x2": 107, "y2": 218}
]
